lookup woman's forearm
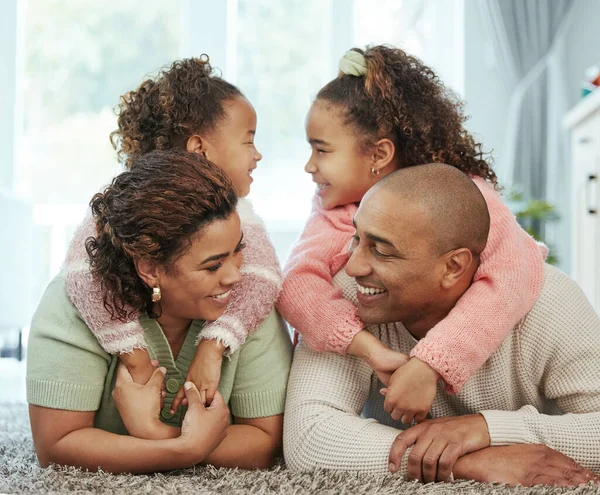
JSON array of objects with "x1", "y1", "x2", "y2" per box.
[
  {"x1": 43, "y1": 426, "x2": 199, "y2": 474},
  {"x1": 204, "y1": 424, "x2": 280, "y2": 469}
]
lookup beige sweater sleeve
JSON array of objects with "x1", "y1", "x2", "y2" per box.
[
  {"x1": 283, "y1": 339, "x2": 402, "y2": 475},
  {"x1": 480, "y1": 269, "x2": 600, "y2": 472}
]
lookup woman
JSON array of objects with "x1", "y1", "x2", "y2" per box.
[{"x1": 27, "y1": 150, "x2": 292, "y2": 473}]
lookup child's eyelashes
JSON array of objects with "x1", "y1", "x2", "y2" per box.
[{"x1": 235, "y1": 242, "x2": 246, "y2": 253}]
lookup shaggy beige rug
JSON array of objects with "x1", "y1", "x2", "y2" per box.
[{"x1": 1, "y1": 402, "x2": 599, "y2": 494}]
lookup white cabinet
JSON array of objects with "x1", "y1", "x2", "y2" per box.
[{"x1": 565, "y1": 89, "x2": 600, "y2": 313}]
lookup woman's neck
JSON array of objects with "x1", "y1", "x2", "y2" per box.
[{"x1": 155, "y1": 311, "x2": 192, "y2": 357}]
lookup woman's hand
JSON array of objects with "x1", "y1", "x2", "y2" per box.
[
  {"x1": 112, "y1": 363, "x2": 167, "y2": 439},
  {"x1": 179, "y1": 381, "x2": 230, "y2": 461}
]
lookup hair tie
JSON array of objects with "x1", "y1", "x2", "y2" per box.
[{"x1": 338, "y1": 50, "x2": 367, "y2": 77}]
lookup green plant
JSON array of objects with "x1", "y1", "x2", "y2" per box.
[{"x1": 505, "y1": 189, "x2": 560, "y2": 265}]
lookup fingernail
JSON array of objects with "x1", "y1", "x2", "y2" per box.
[
  {"x1": 184, "y1": 381, "x2": 193, "y2": 390},
  {"x1": 169, "y1": 409, "x2": 174, "y2": 414},
  {"x1": 159, "y1": 366, "x2": 167, "y2": 374},
  {"x1": 389, "y1": 463, "x2": 396, "y2": 472}
]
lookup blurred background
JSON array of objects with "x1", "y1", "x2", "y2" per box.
[{"x1": 1, "y1": 0, "x2": 599, "y2": 401}]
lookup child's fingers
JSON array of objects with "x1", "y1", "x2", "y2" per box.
[
  {"x1": 205, "y1": 385, "x2": 218, "y2": 406},
  {"x1": 150, "y1": 359, "x2": 159, "y2": 367},
  {"x1": 200, "y1": 389, "x2": 207, "y2": 406},
  {"x1": 414, "y1": 411, "x2": 428, "y2": 423},
  {"x1": 207, "y1": 390, "x2": 226, "y2": 410},
  {"x1": 380, "y1": 388, "x2": 388, "y2": 396},
  {"x1": 170, "y1": 386, "x2": 186, "y2": 414}
]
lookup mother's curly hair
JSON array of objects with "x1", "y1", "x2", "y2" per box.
[
  {"x1": 317, "y1": 45, "x2": 497, "y2": 186},
  {"x1": 85, "y1": 149, "x2": 238, "y2": 321},
  {"x1": 110, "y1": 55, "x2": 242, "y2": 169}
]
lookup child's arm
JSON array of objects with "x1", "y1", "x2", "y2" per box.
[
  {"x1": 64, "y1": 213, "x2": 153, "y2": 384},
  {"x1": 171, "y1": 199, "x2": 282, "y2": 411},
  {"x1": 277, "y1": 197, "x2": 365, "y2": 354},
  {"x1": 383, "y1": 177, "x2": 547, "y2": 422}
]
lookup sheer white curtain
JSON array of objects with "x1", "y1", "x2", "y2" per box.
[{"x1": 478, "y1": 0, "x2": 576, "y2": 269}]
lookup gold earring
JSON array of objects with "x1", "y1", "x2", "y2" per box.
[
  {"x1": 152, "y1": 286, "x2": 162, "y2": 302},
  {"x1": 371, "y1": 167, "x2": 380, "y2": 176}
]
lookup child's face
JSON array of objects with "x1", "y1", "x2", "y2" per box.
[
  {"x1": 204, "y1": 96, "x2": 262, "y2": 197},
  {"x1": 304, "y1": 100, "x2": 376, "y2": 210}
]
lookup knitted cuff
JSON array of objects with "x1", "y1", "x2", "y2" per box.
[
  {"x1": 410, "y1": 341, "x2": 471, "y2": 394},
  {"x1": 230, "y1": 387, "x2": 287, "y2": 419},
  {"x1": 479, "y1": 409, "x2": 535, "y2": 446},
  {"x1": 27, "y1": 378, "x2": 102, "y2": 411},
  {"x1": 196, "y1": 325, "x2": 244, "y2": 357}
]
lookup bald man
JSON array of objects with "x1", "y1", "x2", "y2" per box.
[{"x1": 283, "y1": 164, "x2": 600, "y2": 487}]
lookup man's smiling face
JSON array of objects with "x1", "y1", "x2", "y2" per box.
[{"x1": 346, "y1": 187, "x2": 445, "y2": 330}]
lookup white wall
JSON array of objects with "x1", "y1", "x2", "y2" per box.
[{"x1": 565, "y1": 0, "x2": 600, "y2": 107}]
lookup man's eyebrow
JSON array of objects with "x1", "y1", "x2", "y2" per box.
[
  {"x1": 200, "y1": 234, "x2": 244, "y2": 265},
  {"x1": 352, "y1": 218, "x2": 396, "y2": 247}
]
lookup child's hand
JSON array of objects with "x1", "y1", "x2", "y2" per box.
[
  {"x1": 369, "y1": 347, "x2": 410, "y2": 386},
  {"x1": 347, "y1": 330, "x2": 409, "y2": 385},
  {"x1": 380, "y1": 357, "x2": 439, "y2": 424},
  {"x1": 119, "y1": 348, "x2": 155, "y2": 384},
  {"x1": 170, "y1": 339, "x2": 226, "y2": 414}
]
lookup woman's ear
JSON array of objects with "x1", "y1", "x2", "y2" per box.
[
  {"x1": 134, "y1": 258, "x2": 160, "y2": 289},
  {"x1": 372, "y1": 138, "x2": 397, "y2": 174},
  {"x1": 440, "y1": 248, "x2": 474, "y2": 290}
]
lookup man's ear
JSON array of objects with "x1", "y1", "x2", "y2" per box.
[
  {"x1": 371, "y1": 138, "x2": 397, "y2": 174},
  {"x1": 440, "y1": 248, "x2": 474, "y2": 289},
  {"x1": 186, "y1": 135, "x2": 206, "y2": 156},
  {"x1": 134, "y1": 258, "x2": 160, "y2": 289}
]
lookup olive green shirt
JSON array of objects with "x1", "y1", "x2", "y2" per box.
[{"x1": 26, "y1": 275, "x2": 292, "y2": 435}]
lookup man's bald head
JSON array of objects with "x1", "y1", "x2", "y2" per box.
[{"x1": 371, "y1": 164, "x2": 490, "y2": 257}]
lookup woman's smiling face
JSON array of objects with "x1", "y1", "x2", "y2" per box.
[{"x1": 156, "y1": 212, "x2": 244, "y2": 323}]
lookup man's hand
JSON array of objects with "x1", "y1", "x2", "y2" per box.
[
  {"x1": 171, "y1": 339, "x2": 226, "y2": 413},
  {"x1": 112, "y1": 363, "x2": 167, "y2": 439},
  {"x1": 179, "y1": 382, "x2": 230, "y2": 462},
  {"x1": 388, "y1": 414, "x2": 490, "y2": 482},
  {"x1": 454, "y1": 444, "x2": 599, "y2": 487},
  {"x1": 381, "y1": 357, "x2": 438, "y2": 423}
]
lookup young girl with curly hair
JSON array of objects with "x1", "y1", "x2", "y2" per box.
[
  {"x1": 63, "y1": 56, "x2": 282, "y2": 414},
  {"x1": 278, "y1": 45, "x2": 547, "y2": 424}
]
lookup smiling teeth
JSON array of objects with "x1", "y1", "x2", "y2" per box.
[
  {"x1": 212, "y1": 290, "x2": 231, "y2": 299},
  {"x1": 357, "y1": 285, "x2": 386, "y2": 295},
  {"x1": 317, "y1": 183, "x2": 328, "y2": 190}
]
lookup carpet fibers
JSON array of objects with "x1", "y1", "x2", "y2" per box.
[{"x1": 1, "y1": 402, "x2": 599, "y2": 494}]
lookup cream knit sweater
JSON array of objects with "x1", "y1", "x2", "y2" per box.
[{"x1": 283, "y1": 264, "x2": 600, "y2": 476}]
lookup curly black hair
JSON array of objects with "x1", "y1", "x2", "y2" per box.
[
  {"x1": 110, "y1": 55, "x2": 242, "y2": 169},
  {"x1": 85, "y1": 149, "x2": 238, "y2": 321},
  {"x1": 317, "y1": 45, "x2": 497, "y2": 186}
]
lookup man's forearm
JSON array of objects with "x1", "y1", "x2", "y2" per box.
[{"x1": 45, "y1": 427, "x2": 198, "y2": 474}]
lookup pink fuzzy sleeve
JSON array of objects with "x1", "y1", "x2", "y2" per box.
[
  {"x1": 277, "y1": 197, "x2": 363, "y2": 353},
  {"x1": 196, "y1": 199, "x2": 283, "y2": 355},
  {"x1": 63, "y1": 213, "x2": 147, "y2": 354},
  {"x1": 411, "y1": 177, "x2": 547, "y2": 393}
]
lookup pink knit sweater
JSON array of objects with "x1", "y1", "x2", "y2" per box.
[
  {"x1": 278, "y1": 177, "x2": 548, "y2": 393},
  {"x1": 64, "y1": 198, "x2": 282, "y2": 356}
]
